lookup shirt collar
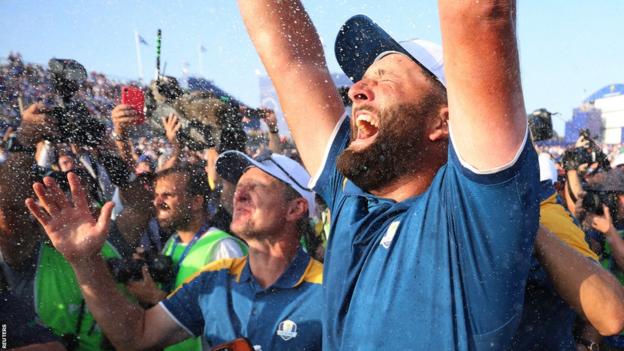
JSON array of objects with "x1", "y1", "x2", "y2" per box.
[
  {"x1": 239, "y1": 246, "x2": 311, "y2": 289},
  {"x1": 343, "y1": 178, "x2": 423, "y2": 211}
]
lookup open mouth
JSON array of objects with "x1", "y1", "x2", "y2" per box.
[
  {"x1": 350, "y1": 113, "x2": 380, "y2": 150},
  {"x1": 356, "y1": 113, "x2": 379, "y2": 139}
]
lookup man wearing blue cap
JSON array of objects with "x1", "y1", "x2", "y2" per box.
[{"x1": 239, "y1": 0, "x2": 539, "y2": 349}]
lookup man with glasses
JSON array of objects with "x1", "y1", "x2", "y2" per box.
[{"x1": 25, "y1": 151, "x2": 323, "y2": 350}]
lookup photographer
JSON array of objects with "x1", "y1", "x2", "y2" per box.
[
  {"x1": 108, "y1": 103, "x2": 169, "y2": 258},
  {"x1": 560, "y1": 131, "x2": 624, "y2": 348},
  {"x1": 116, "y1": 164, "x2": 246, "y2": 351},
  {"x1": 577, "y1": 170, "x2": 624, "y2": 349},
  {"x1": 506, "y1": 140, "x2": 624, "y2": 350},
  {"x1": 43, "y1": 59, "x2": 125, "y2": 206},
  {"x1": 0, "y1": 103, "x2": 122, "y2": 350},
  {"x1": 562, "y1": 132, "x2": 611, "y2": 215}
]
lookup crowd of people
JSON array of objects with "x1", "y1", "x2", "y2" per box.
[
  {"x1": 0, "y1": 52, "x2": 124, "y2": 123},
  {"x1": 2, "y1": 1, "x2": 624, "y2": 350}
]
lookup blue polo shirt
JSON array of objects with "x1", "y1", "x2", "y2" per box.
[
  {"x1": 312, "y1": 117, "x2": 540, "y2": 350},
  {"x1": 160, "y1": 247, "x2": 323, "y2": 350}
]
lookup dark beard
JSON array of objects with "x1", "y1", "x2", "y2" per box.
[
  {"x1": 157, "y1": 208, "x2": 194, "y2": 232},
  {"x1": 336, "y1": 102, "x2": 439, "y2": 192}
]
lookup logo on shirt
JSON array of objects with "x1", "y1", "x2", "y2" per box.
[
  {"x1": 277, "y1": 320, "x2": 298, "y2": 341},
  {"x1": 380, "y1": 221, "x2": 401, "y2": 249}
]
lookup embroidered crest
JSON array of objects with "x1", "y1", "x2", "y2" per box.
[{"x1": 277, "y1": 320, "x2": 298, "y2": 341}]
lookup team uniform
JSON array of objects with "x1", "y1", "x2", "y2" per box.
[
  {"x1": 160, "y1": 247, "x2": 323, "y2": 350},
  {"x1": 511, "y1": 183, "x2": 599, "y2": 350},
  {"x1": 311, "y1": 116, "x2": 540, "y2": 350},
  {"x1": 162, "y1": 226, "x2": 247, "y2": 351}
]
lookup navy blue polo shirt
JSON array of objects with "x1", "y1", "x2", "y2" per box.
[
  {"x1": 160, "y1": 247, "x2": 323, "y2": 350},
  {"x1": 312, "y1": 117, "x2": 540, "y2": 350}
]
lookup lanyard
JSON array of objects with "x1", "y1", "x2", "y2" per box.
[{"x1": 168, "y1": 223, "x2": 210, "y2": 289}]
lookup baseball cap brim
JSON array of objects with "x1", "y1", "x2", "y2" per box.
[
  {"x1": 216, "y1": 151, "x2": 254, "y2": 185},
  {"x1": 335, "y1": 14, "x2": 443, "y2": 86},
  {"x1": 216, "y1": 150, "x2": 316, "y2": 215}
]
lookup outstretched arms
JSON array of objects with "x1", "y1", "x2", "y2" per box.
[
  {"x1": 439, "y1": 0, "x2": 527, "y2": 171},
  {"x1": 238, "y1": 0, "x2": 345, "y2": 175},
  {"x1": 26, "y1": 173, "x2": 189, "y2": 350}
]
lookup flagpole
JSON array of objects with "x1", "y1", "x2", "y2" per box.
[
  {"x1": 134, "y1": 30, "x2": 144, "y2": 82},
  {"x1": 198, "y1": 44, "x2": 204, "y2": 77}
]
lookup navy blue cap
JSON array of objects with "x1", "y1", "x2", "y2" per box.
[{"x1": 335, "y1": 15, "x2": 446, "y2": 87}]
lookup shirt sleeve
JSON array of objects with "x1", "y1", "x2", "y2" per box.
[
  {"x1": 160, "y1": 274, "x2": 207, "y2": 337},
  {"x1": 442, "y1": 133, "x2": 541, "y2": 338},
  {"x1": 211, "y1": 238, "x2": 245, "y2": 262},
  {"x1": 310, "y1": 114, "x2": 350, "y2": 209}
]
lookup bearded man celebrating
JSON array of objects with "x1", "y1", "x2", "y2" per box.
[{"x1": 238, "y1": 0, "x2": 539, "y2": 349}]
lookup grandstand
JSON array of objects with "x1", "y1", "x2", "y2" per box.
[
  {"x1": 564, "y1": 84, "x2": 624, "y2": 144},
  {"x1": 0, "y1": 53, "x2": 256, "y2": 131}
]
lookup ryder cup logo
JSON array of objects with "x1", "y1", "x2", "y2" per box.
[
  {"x1": 380, "y1": 221, "x2": 401, "y2": 249},
  {"x1": 277, "y1": 320, "x2": 298, "y2": 341}
]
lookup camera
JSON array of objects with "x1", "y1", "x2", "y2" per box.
[
  {"x1": 106, "y1": 250, "x2": 174, "y2": 287},
  {"x1": 561, "y1": 131, "x2": 610, "y2": 172},
  {"x1": 581, "y1": 168, "x2": 624, "y2": 219},
  {"x1": 582, "y1": 190, "x2": 619, "y2": 216},
  {"x1": 46, "y1": 58, "x2": 106, "y2": 147},
  {"x1": 528, "y1": 108, "x2": 554, "y2": 142},
  {"x1": 149, "y1": 78, "x2": 248, "y2": 152},
  {"x1": 562, "y1": 147, "x2": 599, "y2": 171}
]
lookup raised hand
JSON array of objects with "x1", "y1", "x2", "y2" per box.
[
  {"x1": 18, "y1": 102, "x2": 59, "y2": 146},
  {"x1": 111, "y1": 104, "x2": 141, "y2": 138},
  {"x1": 588, "y1": 205, "x2": 616, "y2": 235},
  {"x1": 162, "y1": 113, "x2": 181, "y2": 145},
  {"x1": 25, "y1": 173, "x2": 114, "y2": 264},
  {"x1": 261, "y1": 108, "x2": 278, "y2": 133},
  {"x1": 126, "y1": 265, "x2": 168, "y2": 306}
]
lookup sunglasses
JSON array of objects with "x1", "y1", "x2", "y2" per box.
[{"x1": 253, "y1": 150, "x2": 312, "y2": 193}]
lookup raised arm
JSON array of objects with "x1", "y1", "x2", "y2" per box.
[
  {"x1": 159, "y1": 113, "x2": 182, "y2": 171},
  {"x1": 111, "y1": 104, "x2": 141, "y2": 169},
  {"x1": 439, "y1": 0, "x2": 527, "y2": 170},
  {"x1": 25, "y1": 173, "x2": 189, "y2": 350},
  {"x1": 261, "y1": 109, "x2": 283, "y2": 154},
  {"x1": 238, "y1": 0, "x2": 345, "y2": 175}
]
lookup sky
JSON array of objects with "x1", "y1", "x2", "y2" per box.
[{"x1": 1, "y1": 1, "x2": 623, "y2": 135}]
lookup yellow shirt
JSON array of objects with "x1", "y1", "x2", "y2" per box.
[{"x1": 540, "y1": 193, "x2": 599, "y2": 261}]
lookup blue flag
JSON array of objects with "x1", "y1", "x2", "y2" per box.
[{"x1": 137, "y1": 34, "x2": 149, "y2": 46}]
